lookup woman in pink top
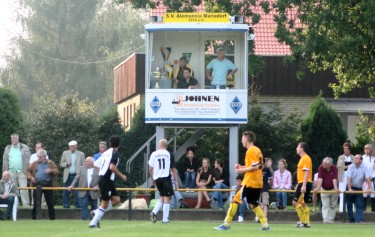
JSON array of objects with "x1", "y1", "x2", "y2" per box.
[{"x1": 273, "y1": 159, "x2": 292, "y2": 209}]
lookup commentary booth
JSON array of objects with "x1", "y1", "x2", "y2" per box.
[{"x1": 144, "y1": 13, "x2": 250, "y2": 186}]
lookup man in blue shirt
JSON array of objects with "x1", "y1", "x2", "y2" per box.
[{"x1": 206, "y1": 48, "x2": 237, "y2": 89}]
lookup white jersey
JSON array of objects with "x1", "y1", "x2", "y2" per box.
[
  {"x1": 98, "y1": 148, "x2": 119, "y2": 181},
  {"x1": 148, "y1": 149, "x2": 172, "y2": 180}
]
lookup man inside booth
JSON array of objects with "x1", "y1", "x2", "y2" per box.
[
  {"x1": 206, "y1": 48, "x2": 237, "y2": 89},
  {"x1": 176, "y1": 68, "x2": 199, "y2": 89},
  {"x1": 172, "y1": 56, "x2": 194, "y2": 88}
]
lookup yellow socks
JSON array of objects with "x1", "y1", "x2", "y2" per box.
[
  {"x1": 224, "y1": 202, "x2": 238, "y2": 225},
  {"x1": 303, "y1": 206, "x2": 310, "y2": 224},
  {"x1": 253, "y1": 205, "x2": 268, "y2": 227},
  {"x1": 295, "y1": 204, "x2": 305, "y2": 223}
]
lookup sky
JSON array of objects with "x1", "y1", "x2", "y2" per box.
[{"x1": 0, "y1": 0, "x2": 21, "y2": 65}]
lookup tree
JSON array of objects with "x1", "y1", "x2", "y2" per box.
[
  {"x1": 240, "y1": 95, "x2": 302, "y2": 171},
  {"x1": 1, "y1": 0, "x2": 148, "y2": 110},
  {"x1": 0, "y1": 88, "x2": 23, "y2": 169},
  {"x1": 274, "y1": 0, "x2": 375, "y2": 98},
  {"x1": 300, "y1": 94, "x2": 347, "y2": 170}
]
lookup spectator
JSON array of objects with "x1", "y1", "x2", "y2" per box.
[
  {"x1": 293, "y1": 142, "x2": 313, "y2": 228},
  {"x1": 180, "y1": 147, "x2": 199, "y2": 190},
  {"x1": 0, "y1": 171, "x2": 18, "y2": 220},
  {"x1": 273, "y1": 159, "x2": 292, "y2": 210},
  {"x1": 206, "y1": 48, "x2": 238, "y2": 89},
  {"x1": 211, "y1": 159, "x2": 229, "y2": 210},
  {"x1": 226, "y1": 175, "x2": 248, "y2": 222},
  {"x1": 172, "y1": 56, "x2": 194, "y2": 88},
  {"x1": 313, "y1": 157, "x2": 339, "y2": 223},
  {"x1": 29, "y1": 142, "x2": 49, "y2": 208},
  {"x1": 195, "y1": 158, "x2": 213, "y2": 209},
  {"x1": 2, "y1": 133, "x2": 31, "y2": 208},
  {"x1": 337, "y1": 143, "x2": 354, "y2": 212},
  {"x1": 362, "y1": 144, "x2": 375, "y2": 212},
  {"x1": 346, "y1": 154, "x2": 372, "y2": 223},
  {"x1": 60, "y1": 140, "x2": 85, "y2": 208},
  {"x1": 93, "y1": 141, "x2": 108, "y2": 161},
  {"x1": 176, "y1": 68, "x2": 199, "y2": 89},
  {"x1": 27, "y1": 149, "x2": 59, "y2": 220},
  {"x1": 259, "y1": 158, "x2": 273, "y2": 220},
  {"x1": 68, "y1": 157, "x2": 99, "y2": 220}
]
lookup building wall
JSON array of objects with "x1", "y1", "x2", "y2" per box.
[
  {"x1": 117, "y1": 94, "x2": 144, "y2": 131},
  {"x1": 258, "y1": 95, "x2": 315, "y2": 117}
]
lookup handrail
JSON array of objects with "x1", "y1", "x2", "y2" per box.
[{"x1": 125, "y1": 133, "x2": 156, "y2": 173}]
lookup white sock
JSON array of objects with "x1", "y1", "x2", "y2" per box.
[
  {"x1": 162, "y1": 203, "x2": 170, "y2": 222},
  {"x1": 89, "y1": 207, "x2": 105, "y2": 226},
  {"x1": 152, "y1": 200, "x2": 163, "y2": 215}
]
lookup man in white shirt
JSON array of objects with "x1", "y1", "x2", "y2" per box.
[{"x1": 149, "y1": 139, "x2": 178, "y2": 224}]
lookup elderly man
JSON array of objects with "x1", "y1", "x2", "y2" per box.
[
  {"x1": 0, "y1": 171, "x2": 18, "y2": 220},
  {"x1": 27, "y1": 149, "x2": 59, "y2": 220},
  {"x1": 206, "y1": 48, "x2": 237, "y2": 89},
  {"x1": 346, "y1": 154, "x2": 372, "y2": 223},
  {"x1": 93, "y1": 141, "x2": 107, "y2": 161},
  {"x1": 2, "y1": 133, "x2": 31, "y2": 207},
  {"x1": 313, "y1": 157, "x2": 339, "y2": 223},
  {"x1": 60, "y1": 140, "x2": 85, "y2": 208},
  {"x1": 68, "y1": 157, "x2": 99, "y2": 220}
]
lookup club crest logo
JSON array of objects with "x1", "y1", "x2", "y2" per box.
[
  {"x1": 230, "y1": 96, "x2": 242, "y2": 114},
  {"x1": 150, "y1": 96, "x2": 161, "y2": 113}
]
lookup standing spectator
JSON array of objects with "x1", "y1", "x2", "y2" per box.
[
  {"x1": 259, "y1": 158, "x2": 273, "y2": 220},
  {"x1": 312, "y1": 172, "x2": 320, "y2": 212},
  {"x1": 0, "y1": 171, "x2": 18, "y2": 220},
  {"x1": 27, "y1": 149, "x2": 59, "y2": 220},
  {"x1": 313, "y1": 157, "x2": 339, "y2": 223},
  {"x1": 29, "y1": 142, "x2": 49, "y2": 208},
  {"x1": 346, "y1": 154, "x2": 372, "y2": 223},
  {"x1": 273, "y1": 159, "x2": 292, "y2": 210},
  {"x1": 93, "y1": 141, "x2": 107, "y2": 162},
  {"x1": 206, "y1": 48, "x2": 238, "y2": 89},
  {"x1": 214, "y1": 131, "x2": 270, "y2": 231},
  {"x1": 293, "y1": 142, "x2": 313, "y2": 228},
  {"x1": 337, "y1": 143, "x2": 354, "y2": 212},
  {"x1": 170, "y1": 170, "x2": 186, "y2": 209},
  {"x1": 195, "y1": 158, "x2": 213, "y2": 209},
  {"x1": 149, "y1": 139, "x2": 178, "y2": 223},
  {"x1": 68, "y1": 157, "x2": 99, "y2": 220},
  {"x1": 60, "y1": 140, "x2": 85, "y2": 208},
  {"x1": 226, "y1": 175, "x2": 248, "y2": 222},
  {"x1": 211, "y1": 159, "x2": 229, "y2": 210},
  {"x1": 362, "y1": 144, "x2": 375, "y2": 211},
  {"x1": 180, "y1": 147, "x2": 199, "y2": 189},
  {"x1": 89, "y1": 135, "x2": 127, "y2": 228},
  {"x1": 2, "y1": 133, "x2": 31, "y2": 207}
]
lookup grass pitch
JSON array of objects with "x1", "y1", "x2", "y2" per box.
[{"x1": 0, "y1": 220, "x2": 371, "y2": 237}]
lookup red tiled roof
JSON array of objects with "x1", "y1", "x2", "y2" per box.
[{"x1": 150, "y1": 4, "x2": 291, "y2": 56}]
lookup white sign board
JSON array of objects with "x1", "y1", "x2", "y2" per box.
[{"x1": 145, "y1": 89, "x2": 247, "y2": 124}]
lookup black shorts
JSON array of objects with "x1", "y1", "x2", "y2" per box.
[
  {"x1": 293, "y1": 182, "x2": 312, "y2": 203},
  {"x1": 99, "y1": 176, "x2": 118, "y2": 201},
  {"x1": 242, "y1": 186, "x2": 261, "y2": 206},
  {"x1": 155, "y1": 176, "x2": 174, "y2": 197}
]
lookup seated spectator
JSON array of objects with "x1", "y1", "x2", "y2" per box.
[
  {"x1": 195, "y1": 158, "x2": 213, "y2": 208},
  {"x1": 180, "y1": 147, "x2": 199, "y2": 190},
  {"x1": 273, "y1": 159, "x2": 292, "y2": 210},
  {"x1": 0, "y1": 171, "x2": 18, "y2": 220},
  {"x1": 176, "y1": 68, "x2": 199, "y2": 89},
  {"x1": 226, "y1": 175, "x2": 248, "y2": 222},
  {"x1": 211, "y1": 159, "x2": 229, "y2": 210}
]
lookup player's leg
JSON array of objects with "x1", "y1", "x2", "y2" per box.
[
  {"x1": 89, "y1": 178, "x2": 110, "y2": 228},
  {"x1": 292, "y1": 183, "x2": 305, "y2": 226},
  {"x1": 248, "y1": 188, "x2": 269, "y2": 230},
  {"x1": 161, "y1": 177, "x2": 174, "y2": 223},
  {"x1": 302, "y1": 182, "x2": 312, "y2": 227}
]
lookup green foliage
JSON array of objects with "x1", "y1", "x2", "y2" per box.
[
  {"x1": 240, "y1": 96, "x2": 302, "y2": 171},
  {"x1": 300, "y1": 94, "x2": 347, "y2": 170},
  {"x1": 274, "y1": 0, "x2": 375, "y2": 98},
  {"x1": 1, "y1": 0, "x2": 147, "y2": 110},
  {"x1": 0, "y1": 88, "x2": 23, "y2": 169},
  {"x1": 352, "y1": 113, "x2": 375, "y2": 154}
]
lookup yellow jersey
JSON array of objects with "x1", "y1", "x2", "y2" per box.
[
  {"x1": 242, "y1": 146, "x2": 263, "y2": 188},
  {"x1": 297, "y1": 154, "x2": 313, "y2": 183}
]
